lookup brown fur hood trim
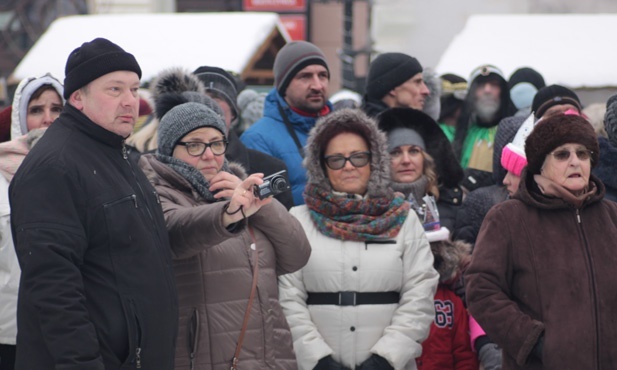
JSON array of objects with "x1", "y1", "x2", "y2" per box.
[
  {"x1": 304, "y1": 108, "x2": 392, "y2": 197},
  {"x1": 431, "y1": 239, "x2": 472, "y2": 283}
]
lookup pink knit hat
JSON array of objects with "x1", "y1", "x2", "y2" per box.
[{"x1": 500, "y1": 114, "x2": 534, "y2": 176}]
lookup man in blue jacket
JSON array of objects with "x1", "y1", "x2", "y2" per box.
[
  {"x1": 241, "y1": 41, "x2": 333, "y2": 205},
  {"x1": 9, "y1": 38, "x2": 178, "y2": 370}
]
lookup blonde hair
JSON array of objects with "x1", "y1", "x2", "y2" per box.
[
  {"x1": 126, "y1": 118, "x2": 159, "y2": 152},
  {"x1": 423, "y1": 151, "x2": 440, "y2": 199}
]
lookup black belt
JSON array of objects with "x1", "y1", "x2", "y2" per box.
[{"x1": 306, "y1": 291, "x2": 400, "y2": 306}]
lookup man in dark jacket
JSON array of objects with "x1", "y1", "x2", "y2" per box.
[
  {"x1": 9, "y1": 38, "x2": 178, "y2": 370},
  {"x1": 193, "y1": 66, "x2": 294, "y2": 209},
  {"x1": 362, "y1": 52, "x2": 430, "y2": 118}
]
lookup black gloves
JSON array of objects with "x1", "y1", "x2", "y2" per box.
[
  {"x1": 313, "y1": 355, "x2": 351, "y2": 370},
  {"x1": 355, "y1": 354, "x2": 394, "y2": 370}
]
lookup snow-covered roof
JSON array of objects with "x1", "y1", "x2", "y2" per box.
[
  {"x1": 11, "y1": 12, "x2": 290, "y2": 84},
  {"x1": 436, "y1": 14, "x2": 617, "y2": 89}
]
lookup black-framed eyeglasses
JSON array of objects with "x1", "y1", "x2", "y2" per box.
[
  {"x1": 550, "y1": 148, "x2": 593, "y2": 162},
  {"x1": 177, "y1": 140, "x2": 227, "y2": 157},
  {"x1": 323, "y1": 151, "x2": 371, "y2": 170}
]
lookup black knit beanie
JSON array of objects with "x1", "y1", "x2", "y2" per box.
[
  {"x1": 274, "y1": 41, "x2": 329, "y2": 96},
  {"x1": 63, "y1": 38, "x2": 141, "y2": 99},
  {"x1": 604, "y1": 94, "x2": 617, "y2": 147},
  {"x1": 525, "y1": 114, "x2": 599, "y2": 175},
  {"x1": 194, "y1": 66, "x2": 239, "y2": 119},
  {"x1": 531, "y1": 84, "x2": 581, "y2": 119},
  {"x1": 365, "y1": 53, "x2": 423, "y2": 100},
  {"x1": 508, "y1": 67, "x2": 546, "y2": 90}
]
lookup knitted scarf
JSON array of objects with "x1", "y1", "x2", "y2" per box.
[
  {"x1": 156, "y1": 153, "x2": 231, "y2": 202},
  {"x1": 304, "y1": 183, "x2": 410, "y2": 242},
  {"x1": 390, "y1": 176, "x2": 428, "y2": 204}
]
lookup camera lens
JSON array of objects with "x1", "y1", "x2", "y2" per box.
[{"x1": 271, "y1": 177, "x2": 288, "y2": 192}]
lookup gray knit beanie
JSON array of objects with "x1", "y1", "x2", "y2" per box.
[
  {"x1": 157, "y1": 102, "x2": 227, "y2": 157},
  {"x1": 604, "y1": 94, "x2": 617, "y2": 147},
  {"x1": 387, "y1": 127, "x2": 426, "y2": 152},
  {"x1": 274, "y1": 41, "x2": 329, "y2": 96},
  {"x1": 193, "y1": 66, "x2": 239, "y2": 119}
]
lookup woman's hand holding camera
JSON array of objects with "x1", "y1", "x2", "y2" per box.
[{"x1": 222, "y1": 173, "x2": 272, "y2": 226}]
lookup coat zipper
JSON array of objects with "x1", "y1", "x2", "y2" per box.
[
  {"x1": 576, "y1": 208, "x2": 600, "y2": 369},
  {"x1": 121, "y1": 142, "x2": 175, "y2": 368}
]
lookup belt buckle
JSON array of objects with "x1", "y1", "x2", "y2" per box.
[{"x1": 339, "y1": 291, "x2": 356, "y2": 306}]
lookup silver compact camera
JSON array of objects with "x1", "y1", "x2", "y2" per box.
[{"x1": 253, "y1": 170, "x2": 290, "y2": 200}]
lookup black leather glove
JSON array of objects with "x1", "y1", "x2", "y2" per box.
[
  {"x1": 355, "y1": 354, "x2": 394, "y2": 370},
  {"x1": 478, "y1": 342, "x2": 502, "y2": 370},
  {"x1": 313, "y1": 355, "x2": 351, "y2": 370}
]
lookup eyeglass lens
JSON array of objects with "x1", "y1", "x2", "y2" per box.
[
  {"x1": 325, "y1": 152, "x2": 371, "y2": 170},
  {"x1": 181, "y1": 140, "x2": 227, "y2": 156},
  {"x1": 552, "y1": 149, "x2": 592, "y2": 161}
]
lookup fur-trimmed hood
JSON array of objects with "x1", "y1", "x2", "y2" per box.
[
  {"x1": 304, "y1": 108, "x2": 392, "y2": 197},
  {"x1": 431, "y1": 239, "x2": 472, "y2": 284},
  {"x1": 377, "y1": 107, "x2": 464, "y2": 188}
]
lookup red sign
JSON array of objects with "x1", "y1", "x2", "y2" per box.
[
  {"x1": 243, "y1": 0, "x2": 306, "y2": 12},
  {"x1": 280, "y1": 14, "x2": 305, "y2": 41}
]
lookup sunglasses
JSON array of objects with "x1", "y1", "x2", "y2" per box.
[
  {"x1": 324, "y1": 151, "x2": 371, "y2": 170},
  {"x1": 550, "y1": 148, "x2": 593, "y2": 162},
  {"x1": 177, "y1": 140, "x2": 227, "y2": 157}
]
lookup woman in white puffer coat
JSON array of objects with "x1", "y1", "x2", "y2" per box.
[{"x1": 279, "y1": 109, "x2": 438, "y2": 370}]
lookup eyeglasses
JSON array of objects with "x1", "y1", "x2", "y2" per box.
[
  {"x1": 550, "y1": 148, "x2": 593, "y2": 162},
  {"x1": 177, "y1": 140, "x2": 227, "y2": 157},
  {"x1": 323, "y1": 151, "x2": 371, "y2": 170}
]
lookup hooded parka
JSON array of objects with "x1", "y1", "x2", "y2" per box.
[{"x1": 278, "y1": 109, "x2": 438, "y2": 370}]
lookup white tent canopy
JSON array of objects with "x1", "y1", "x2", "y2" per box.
[
  {"x1": 11, "y1": 12, "x2": 290, "y2": 84},
  {"x1": 436, "y1": 14, "x2": 617, "y2": 89}
]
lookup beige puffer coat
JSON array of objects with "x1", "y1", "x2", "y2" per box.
[{"x1": 139, "y1": 154, "x2": 311, "y2": 370}]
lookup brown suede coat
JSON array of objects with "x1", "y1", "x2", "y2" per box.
[
  {"x1": 139, "y1": 155, "x2": 310, "y2": 370},
  {"x1": 466, "y1": 173, "x2": 617, "y2": 370}
]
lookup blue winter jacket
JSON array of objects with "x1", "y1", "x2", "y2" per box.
[{"x1": 240, "y1": 89, "x2": 333, "y2": 205}]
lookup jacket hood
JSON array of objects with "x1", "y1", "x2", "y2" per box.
[
  {"x1": 377, "y1": 107, "x2": 464, "y2": 188},
  {"x1": 11, "y1": 74, "x2": 64, "y2": 140},
  {"x1": 592, "y1": 136, "x2": 617, "y2": 193},
  {"x1": 304, "y1": 108, "x2": 392, "y2": 197},
  {"x1": 431, "y1": 239, "x2": 472, "y2": 284},
  {"x1": 421, "y1": 67, "x2": 442, "y2": 121},
  {"x1": 453, "y1": 71, "x2": 515, "y2": 158}
]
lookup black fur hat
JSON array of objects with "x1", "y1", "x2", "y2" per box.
[{"x1": 377, "y1": 107, "x2": 464, "y2": 188}]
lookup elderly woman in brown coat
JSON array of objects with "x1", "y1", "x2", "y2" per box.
[
  {"x1": 466, "y1": 114, "x2": 617, "y2": 369},
  {"x1": 139, "y1": 91, "x2": 311, "y2": 370}
]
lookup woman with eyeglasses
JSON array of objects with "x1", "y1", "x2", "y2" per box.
[
  {"x1": 138, "y1": 91, "x2": 311, "y2": 370},
  {"x1": 279, "y1": 109, "x2": 438, "y2": 370},
  {"x1": 466, "y1": 113, "x2": 617, "y2": 369}
]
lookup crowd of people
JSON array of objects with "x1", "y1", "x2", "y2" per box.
[{"x1": 0, "y1": 36, "x2": 616, "y2": 370}]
